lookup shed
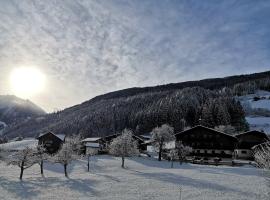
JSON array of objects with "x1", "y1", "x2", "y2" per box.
[{"x1": 37, "y1": 132, "x2": 65, "y2": 154}]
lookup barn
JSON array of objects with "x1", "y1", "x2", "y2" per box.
[
  {"x1": 175, "y1": 125, "x2": 238, "y2": 158},
  {"x1": 234, "y1": 130, "x2": 269, "y2": 159},
  {"x1": 37, "y1": 132, "x2": 65, "y2": 154}
]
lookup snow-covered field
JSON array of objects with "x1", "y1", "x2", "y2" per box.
[
  {"x1": 0, "y1": 139, "x2": 38, "y2": 151},
  {"x1": 0, "y1": 155, "x2": 268, "y2": 200},
  {"x1": 238, "y1": 90, "x2": 270, "y2": 134}
]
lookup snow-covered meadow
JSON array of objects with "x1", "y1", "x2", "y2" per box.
[{"x1": 0, "y1": 155, "x2": 268, "y2": 200}]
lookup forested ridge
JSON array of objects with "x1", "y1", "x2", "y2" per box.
[{"x1": 3, "y1": 71, "x2": 270, "y2": 139}]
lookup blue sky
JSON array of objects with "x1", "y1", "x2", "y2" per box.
[{"x1": 0, "y1": 0, "x2": 270, "y2": 111}]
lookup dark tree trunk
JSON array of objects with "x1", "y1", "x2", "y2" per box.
[
  {"x1": 20, "y1": 161, "x2": 24, "y2": 180},
  {"x1": 40, "y1": 160, "x2": 44, "y2": 175},
  {"x1": 158, "y1": 142, "x2": 163, "y2": 161},
  {"x1": 64, "y1": 164, "x2": 68, "y2": 177},
  {"x1": 121, "y1": 156, "x2": 125, "y2": 168},
  {"x1": 87, "y1": 155, "x2": 90, "y2": 172}
]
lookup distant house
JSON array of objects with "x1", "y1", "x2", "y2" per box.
[
  {"x1": 37, "y1": 132, "x2": 65, "y2": 154},
  {"x1": 81, "y1": 137, "x2": 104, "y2": 154},
  {"x1": 234, "y1": 130, "x2": 269, "y2": 159},
  {"x1": 175, "y1": 125, "x2": 238, "y2": 158}
]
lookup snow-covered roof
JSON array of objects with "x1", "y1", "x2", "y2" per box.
[
  {"x1": 85, "y1": 142, "x2": 100, "y2": 148},
  {"x1": 55, "y1": 134, "x2": 65, "y2": 141},
  {"x1": 81, "y1": 137, "x2": 101, "y2": 142},
  {"x1": 38, "y1": 132, "x2": 65, "y2": 141},
  {"x1": 0, "y1": 139, "x2": 38, "y2": 151},
  {"x1": 175, "y1": 125, "x2": 237, "y2": 139}
]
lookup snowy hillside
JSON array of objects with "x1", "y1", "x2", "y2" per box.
[
  {"x1": 0, "y1": 139, "x2": 38, "y2": 151},
  {"x1": 0, "y1": 155, "x2": 268, "y2": 200},
  {"x1": 238, "y1": 90, "x2": 270, "y2": 134}
]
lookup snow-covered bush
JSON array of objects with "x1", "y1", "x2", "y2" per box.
[
  {"x1": 254, "y1": 143, "x2": 270, "y2": 186},
  {"x1": 109, "y1": 129, "x2": 139, "y2": 168},
  {"x1": 52, "y1": 140, "x2": 80, "y2": 177},
  {"x1": 175, "y1": 141, "x2": 193, "y2": 164},
  {"x1": 151, "y1": 124, "x2": 175, "y2": 161},
  {"x1": 7, "y1": 147, "x2": 36, "y2": 180}
]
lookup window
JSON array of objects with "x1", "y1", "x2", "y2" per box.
[
  {"x1": 212, "y1": 150, "x2": 215, "y2": 154},
  {"x1": 241, "y1": 151, "x2": 247, "y2": 154},
  {"x1": 204, "y1": 150, "x2": 207, "y2": 154}
]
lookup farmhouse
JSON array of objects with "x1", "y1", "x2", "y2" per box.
[
  {"x1": 175, "y1": 125, "x2": 238, "y2": 158},
  {"x1": 37, "y1": 132, "x2": 65, "y2": 154},
  {"x1": 234, "y1": 130, "x2": 269, "y2": 159}
]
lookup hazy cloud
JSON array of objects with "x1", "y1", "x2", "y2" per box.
[{"x1": 0, "y1": 0, "x2": 270, "y2": 111}]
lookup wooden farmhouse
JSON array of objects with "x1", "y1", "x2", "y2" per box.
[
  {"x1": 234, "y1": 130, "x2": 269, "y2": 159},
  {"x1": 37, "y1": 132, "x2": 65, "y2": 154},
  {"x1": 175, "y1": 125, "x2": 238, "y2": 158}
]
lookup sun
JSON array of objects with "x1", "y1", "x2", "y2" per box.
[{"x1": 9, "y1": 67, "x2": 46, "y2": 98}]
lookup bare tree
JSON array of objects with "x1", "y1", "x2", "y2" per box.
[
  {"x1": 151, "y1": 124, "x2": 175, "y2": 161},
  {"x1": 7, "y1": 147, "x2": 36, "y2": 180},
  {"x1": 254, "y1": 143, "x2": 270, "y2": 186},
  {"x1": 175, "y1": 141, "x2": 193, "y2": 165},
  {"x1": 109, "y1": 129, "x2": 139, "y2": 168},
  {"x1": 34, "y1": 144, "x2": 48, "y2": 176},
  {"x1": 53, "y1": 140, "x2": 80, "y2": 177}
]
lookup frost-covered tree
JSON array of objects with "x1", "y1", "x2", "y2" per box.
[
  {"x1": 214, "y1": 125, "x2": 236, "y2": 135},
  {"x1": 34, "y1": 144, "x2": 48, "y2": 176},
  {"x1": 169, "y1": 149, "x2": 178, "y2": 168},
  {"x1": 254, "y1": 144, "x2": 270, "y2": 186},
  {"x1": 53, "y1": 140, "x2": 80, "y2": 177},
  {"x1": 151, "y1": 124, "x2": 175, "y2": 161},
  {"x1": 109, "y1": 129, "x2": 139, "y2": 168},
  {"x1": 7, "y1": 147, "x2": 36, "y2": 180},
  {"x1": 175, "y1": 141, "x2": 192, "y2": 165}
]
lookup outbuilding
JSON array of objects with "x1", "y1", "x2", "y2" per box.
[
  {"x1": 37, "y1": 132, "x2": 65, "y2": 154},
  {"x1": 234, "y1": 130, "x2": 269, "y2": 159}
]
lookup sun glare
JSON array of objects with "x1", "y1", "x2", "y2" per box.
[{"x1": 9, "y1": 67, "x2": 46, "y2": 98}]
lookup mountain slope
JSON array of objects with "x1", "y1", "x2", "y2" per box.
[
  {"x1": 3, "y1": 71, "x2": 270, "y2": 139},
  {"x1": 0, "y1": 95, "x2": 46, "y2": 133}
]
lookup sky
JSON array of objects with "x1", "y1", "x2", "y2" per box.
[{"x1": 0, "y1": 0, "x2": 270, "y2": 112}]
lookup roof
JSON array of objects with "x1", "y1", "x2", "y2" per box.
[
  {"x1": 85, "y1": 142, "x2": 100, "y2": 148},
  {"x1": 175, "y1": 125, "x2": 237, "y2": 140},
  {"x1": 37, "y1": 132, "x2": 65, "y2": 141},
  {"x1": 235, "y1": 130, "x2": 269, "y2": 139},
  {"x1": 81, "y1": 137, "x2": 101, "y2": 142}
]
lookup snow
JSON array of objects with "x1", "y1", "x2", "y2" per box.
[
  {"x1": 82, "y1": 138, "x2": 101, "y2": 142},
  {"x1": 246, "y1": 117, "x2": 270, "y2": 134},
  {"x1": 0, "y1": 155, "x2": 268, "y2": 200},
  {"x1": 238, "y1": 90, "x2": 270, "y2": 134},
  {"x1": 85, "y1": 142, "x2": 100, "y2": 148},
  {"x1": 0, "y1": 139, "x2": 38, "y2": 151},
  {"x1": 55, "y1": 134, "x2": 65, "y2": 141}
]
